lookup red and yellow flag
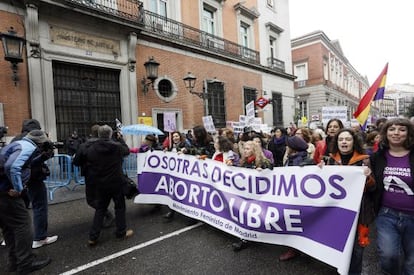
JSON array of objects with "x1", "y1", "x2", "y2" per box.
[{"x1": 353, "y1": 63, "x2": 388, "y2": 125}]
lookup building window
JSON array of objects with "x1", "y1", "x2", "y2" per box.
[
  {"x1": 240, "y1": 23, "x2": 249, "y2": 48},
  {"x1": 269, "y1": 37, "x2": 276, "y2": 59},
  {"x1": 267, "y1": 0, "x2": 274, "y2": 8},
  {"x1": 202, "y1": 5, "x2": 216, "y2": 35},
  {"x1": 158, "y1": 79, "x2": 173, "y2": 98},
  {"x1": 272, "y1": 92, "x2": 283, "y2": 126},
  {"x1": 154, "y1": 76, "x2": 178, "y2": 102},
  {"x1": 243, "y1": 87, "x2": 257, "y2": 116},
  {"x1": 149, "y1": 0, "x2": 167, "y2": 17},
  {"x1": 206, "y1": 81, "x2": 226, "y2": 128},
  {"x1": 323, "y1": 60, "x2": 329, "y2": 80},
  {"x1": 294, "y1": 63, "x2": 308, "y2": 81},
  {"x1": 298, "y1": 100, "x2": 308, "y2": 119}
]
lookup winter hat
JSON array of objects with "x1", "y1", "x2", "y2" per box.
[
  {"x1": 21, "y1": 119, "x2": 41, "y2": 133},
  {"x1": 286, "y1": 136, "x2": 308, "y2": 151},
  {"x1": 145, "y1": 134, "x2": 157, "y2": 143},
  {"x1": 26, "y1": 130, "x2": 49, "y2": 144}
]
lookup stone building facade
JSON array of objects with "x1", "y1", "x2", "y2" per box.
[
  {"x1": 291, "y1": 30, "x2": 380, "y2": 126},
  {"x1": 0, "y1": 0, "x2": 294, "y2": 146}
]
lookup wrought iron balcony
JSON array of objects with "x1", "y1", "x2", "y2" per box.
[
  {"x1": 62, "y1": 0, "x2": 260, "y2": 65},
  {"x1": 267, "y1": 57, "x2": 285, "y2": 72}
]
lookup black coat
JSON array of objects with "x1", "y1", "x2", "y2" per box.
[{"x1": 81, "y1": 138, "x2": 129, "y2": 189}]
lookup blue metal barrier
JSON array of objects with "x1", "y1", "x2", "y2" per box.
[
  {"x1": 123, "y1": 153, "x2": 137, "y2": 179},
  {"x1": 44, "y1": 153, "x2": 138, "y2": 200},
  {"x1": 44, "y1": 154, "x2": 72, "y2": 200},
  {"x1": 72, "y1": 165, "x2": 85, "y2": 190}
]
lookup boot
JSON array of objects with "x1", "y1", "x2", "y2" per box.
[
  {"x1": 279, "y1": 248, "x2": 300, "y2": 261},
  {"x1": 163, "y1": 210, "x2": 175, "y2": 220},
  {"x1": 232, "y1": 239, "x2": 248, "y2": 252}
]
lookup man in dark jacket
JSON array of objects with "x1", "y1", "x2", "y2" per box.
[
  {"x1": 73, "y1": 124, "x2": 114, "y2": 228},
  {"x1": 82, "y1": 125, "x2": 132, "y2": 245},
  {"x1": 0, "y1": 131, "x2": 51, "y2": 274}
]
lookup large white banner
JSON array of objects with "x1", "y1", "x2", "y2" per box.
[{"x1": 134, "y1": 151, "x2": 366, "y2": 274}]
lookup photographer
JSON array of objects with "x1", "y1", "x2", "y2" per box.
[
  {"x1": 0, "y1": 129, "x2": 52, "y2": 273},
  {"x1": 12, "y1": 119, "x2": 58, "y2": 249},
  {"x1": 26, "y1": 131, "x2": 58, "y2": 249}
]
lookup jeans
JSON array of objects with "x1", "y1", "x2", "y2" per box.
[
  {"x1": 27, "y1": 182, "x2": 48, "y2": 241},
  {"x1": 349, "y1": 232, "x2": 364, "y2": 275},
  {"x1": 376, "y1": 207, "x2": 414, "y2": 275}
]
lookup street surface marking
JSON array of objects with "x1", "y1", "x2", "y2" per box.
[{"x1": 60, "y1": 223, "x2": 203, "y2": 275}]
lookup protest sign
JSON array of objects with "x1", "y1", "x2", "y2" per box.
[
  {"x1": 321, "y1": 106, "x2": 347, "y2": 126},
  {"x1": 202, "y1": 115, "x2": 216, "y2": 133},
  {"x1": 135, "y1": 151, "x2": 366, "y2": 274},
  {"x1": 163, "y1": 112, "x2": 176, "y2": 132}
]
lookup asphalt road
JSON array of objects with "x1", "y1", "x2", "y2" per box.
[{"x1": 1, "y1": 186, "x2": 381, "y2": 275}]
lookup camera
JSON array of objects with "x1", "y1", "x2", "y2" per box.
[
  {"x1": 52, "y1": 141, "x2": 64, "y2": 149},
  {"x1": 41, "y1": 141, "x2": 64, "y2": 151}
]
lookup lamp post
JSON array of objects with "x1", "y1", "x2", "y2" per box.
[
  {"x1": 183, "y1": 72, "x2": 222, "y2": 116},
  {"x1": 0, "y1": 27, "x2": 26, "y2": 86},
  {"x1": 183, "y1": 72, "x2": 214, "y2": 115},
  {"x1": 141, "y1": 56, "x2": 160, "y2": 94}
]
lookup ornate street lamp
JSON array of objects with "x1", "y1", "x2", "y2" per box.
[
  {"x1": 183, "y1": 72, "x2": 197, "y2": 94},
  {"x1": 141, "y1": 56, "x2": 160, "y2": 94},
  {"x1": 0, "y1": 27, "x2": 26, "y2": 86}
]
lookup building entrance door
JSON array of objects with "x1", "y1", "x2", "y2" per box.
[{"x1": 52, "y1": 61, "x2": 121, "y2": 145}]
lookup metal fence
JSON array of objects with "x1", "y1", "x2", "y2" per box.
[{"x1": 44, "y1": 153, "x2": 138, "y2": 200}]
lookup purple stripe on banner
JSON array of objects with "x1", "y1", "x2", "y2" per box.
[{"x1": 138, "y1": 172, "x2": 356, "y2": 252}]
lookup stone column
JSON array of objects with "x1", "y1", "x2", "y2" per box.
[{"x1": 25, "y1": 3, "x2": 46, "y2": 127}]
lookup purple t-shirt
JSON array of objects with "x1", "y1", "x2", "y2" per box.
[{"x1": 382, "y1": 151, "x2": 414, "y2": 214}]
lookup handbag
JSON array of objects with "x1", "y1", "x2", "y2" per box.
[{"x1": 122, "y1": 174, "x2": 139, "y2": 199}]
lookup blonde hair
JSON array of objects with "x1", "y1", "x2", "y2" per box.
[{"x1": 240, "y1": 140, "x2": 268, "y2": 167}]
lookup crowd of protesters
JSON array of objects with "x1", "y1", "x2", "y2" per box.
[
  {"x1": 1, "y1": 116, "x2": 414, "y2": 275},
  {"x1": 153, "y1": 117, "x2": 414, "y2": 275}
]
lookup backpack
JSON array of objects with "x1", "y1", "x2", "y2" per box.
[
  {"x1": 0, "y1": 146, "x2": 13, "y2": 191},
  {"x1": 0, "y1": 152, "x2": 6, "y2": 177},
  {"x1": 0, "y1": 145, "x2": 12, "y2": 178}
]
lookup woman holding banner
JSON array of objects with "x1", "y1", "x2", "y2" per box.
[
  {"x1": 182, "y1": 125, "x2": 215, "y2": 159},
  {"x1": 371, "y1": 118, "x2": 414, "y2": 275},
  {"x1": 212, "y1": 136, "x2": 240, "y2": 166},
  {"x1": 323, "y1": 128, "x2": 375, "y2": 275},
  {"x1": 232, "y1": 140, "x2": 272, "y2": 251},
  {"x1": 163, "y1": 131, "x2": 191, "y2": 221},
  {"x1": 279, "y1": 135, "x2": 314, "y2": 261}
]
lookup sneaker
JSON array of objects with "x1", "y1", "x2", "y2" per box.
[
  {"x1": 88, "y1": 239, "x2": 98, "y2": 246},
  {"x1": 20, "y1": 256, "x2": 51, "y2": 274},
  {"x1": 32, "y1": 235, "x2": 58, "y2": 249},
  {"x1": 125, "y1": 229, "x2": 134, "y2": 238},
  {"x1": 1, "y1": 239, "x2": 5, "y2": 246},
  {"x1": 117, "y1": 229, "x2": 134, "y2": 240}
]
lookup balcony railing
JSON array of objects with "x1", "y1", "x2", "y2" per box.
[
  {"x1": 63, "y1": 0, "x2": 260, "y2": 65},
  {"x1": 267, "y1": 57, "x2": 285, "y2": 72}
]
